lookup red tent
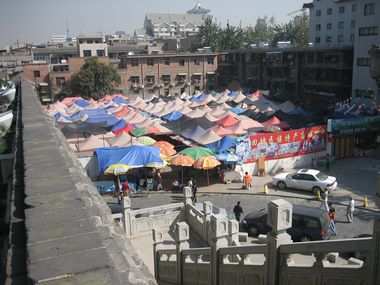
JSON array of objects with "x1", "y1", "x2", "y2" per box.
[
  {"x1": 261, "y1": 116, "x2": 290, "y2": 129},
  {"x1": 215, "y1": 114, "x2": 239, "y2": 127},
  {"x1": 112, "y1": 123, "x2": 135, "y2": 136},
  {"x1": 114, "y1": 107, "x2": 130, "y2": 117},
  {"x1": 250, "y1": 90, "x2": 260, "y2": 98}
]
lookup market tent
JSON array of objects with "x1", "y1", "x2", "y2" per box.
[
  {"x1": 135, "y1": 117, "x2": 155, "y2": 128},
  {"x1": 112, "y1": 97, "x2": 128, "y2": 105},
  {"x1": 232, "y1": 92, "x2": 246, "y2": 103},
  {"x1": 75, "y1": 99, "x2": 91, "y2": 108},
  {"x1": 95, "y1": 131, "x2": 116, "y2": 139},
  {"x1": 226, "y1": 121, "x2": 247, "y2": 135},
  {"x1": 127, "y1": 112, "x2": 147, "y2": 124},
  {"x1": 205, "y1": 136, "x2": 237, "y2": 153},
  {"x1": 192, "y1": 129, "x2": 222, "y2": 145},
  {"x1": 215, "y1": 114, "x2": 240, "y2": 127},
  {"x1": 179, "y1": 106, "x2": 193, "y2": 115},
  {"x1": 96, "y1": 145, "x2": 164, "y2": 173},
  {"x1": 165, "y1": 115, "x2": 214, "y2": 135},
  {"x1": 78, "y1": 135, "x2": 110, "y2": 152},
  {"x1": 209, "y1": 125, "x2": 235, "y2": 136},
  {"x1": 204, "y1": 112, "x2": 220, "y2": 122},
  {"x1": 107, "y1": 132, "x2": 135, "y2": 147},
  {"x1": 228, "y1": 107, "x2": 244, "y2": 115},
  {"x1": 154, "y1": 124, "x2": 173, "y2": 135},
  {"x1": 186, "y1": 108, "x2": 206, "y2": 118},
  {"x1": 238, "y1": 117, "x2": 264, "y2": 130},
  {"x1": 287, "y1": 107, "x2": 314, "y2": 116},
  {"x1": 198, "y1": 105, "x2": 212, "y2": 113},
  {"x1": 215, "y1": 93, "x2": 231, "y2": 104},
  {"x1": 261, "y1": 116, "x2": 290, "y2": 129},
  {"x1": 278, "y1": 101, "x2": 296, "y2": 113},
  {"x1": 114, "y1": 107, "x2": 130, "y2": 117},
  {"x1": 112, "y1": 123, "x2": 135, "y2": 136},
  {"x1": 162, "y1": 111, "x2": 183, "y2": 122},
  {"x1": 209, "y1": 107, "x2": 227, "y2": 117},
  {"x1": 181, "y1": 125, "x2": 207, "y2": 139}
]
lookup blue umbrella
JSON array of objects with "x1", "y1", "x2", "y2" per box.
[{"x1": 216, "y1": 153, "x2": 239, "y2": 163}]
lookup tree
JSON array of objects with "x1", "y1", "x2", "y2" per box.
[{"x1": 67, "y1": 58, "x2": 121, "y2": 100}]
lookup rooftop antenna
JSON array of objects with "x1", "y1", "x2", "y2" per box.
[{"x1": 66, "y1": 19, "x2": 69, "y2": 37}]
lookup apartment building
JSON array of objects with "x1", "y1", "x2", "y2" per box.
[
  {"x1": 303, "y1": 0, "x2": 380, "y2": 103},
  {"x1": 118, "y1": 52, "x2": 219, "y2": 98},
  {"x1": 77, "y1": 36, "x2": 108, "y2": 58}
]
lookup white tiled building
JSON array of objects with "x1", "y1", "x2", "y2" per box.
[{"x1": 304, "y1": 0, "x2": 380, "y2": 103}]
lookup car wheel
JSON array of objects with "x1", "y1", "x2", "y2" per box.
[
  {"x1": 299, "y1": 235, "x2": 311, "y2": 242},
  {"x1": 312, "y1": 186, "x2": 322, "y2": 195},
  {"x1": 248, "y1": 225, "x2": 260, "y2": 236},
  {"x1": 277, "y1": 181, "x2": 286, "y2": 189}
]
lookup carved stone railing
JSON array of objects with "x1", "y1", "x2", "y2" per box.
[
  {"x1": 156, "y1": 249, "x2": 178, "y2": 284},
  {"x1": 182, "y1": 248, "x2": 211, "y2": 285},
  {"x1": 278, "y1": 237, "x2": 374, "y2": 285}
]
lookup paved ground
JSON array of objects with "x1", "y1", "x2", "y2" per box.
[{"x1": 103, "y1": 157, "x2": 380, "y2": 273}]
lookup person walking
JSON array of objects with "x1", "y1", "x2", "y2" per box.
[
  {"x1": 322, "y1": 190, "x2": 329, "y2": 212},
  {"x1": 325, "y1": 153, "x2": 330, "y2": 172},
  {"x1": 156, "y1": 170, "x2": 163, "y2": 191},
  {"x1": 346, "y1": 196, "x2": 355, "y2": 223},
  {"x1": 233, "y1": 201, "x2": 244, "y2": 222},
  {"x1": 192, "y1": 178, "x2": 198, "y2": 202},
  {"x1": 328, "y1": 202, "x2": 337, "y2": 235},
  {"x1": 243, "y1": 172, "x2": 252, "y2": 190}
]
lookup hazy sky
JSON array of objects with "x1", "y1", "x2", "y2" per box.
[{"x1": 0, "y1": 0, "x2": 306, "y2": 48}]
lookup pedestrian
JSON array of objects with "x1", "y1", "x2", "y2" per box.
[
  {"x1": 328, "y1": 202, "x2": 337, "y2": 235},
  {"x1": 172, "y1": 179, "x2": 179, "y2": 191},
  {"x1": 346, "y1": 196, "x2": 355, "y2": 223},
  {"x1": 233, "y1": 201, "x2": 244, "y2": 222},
  {"x1": 122, "y1": 180, "x2": 130, "y2": 197},
  {"x1": 156, "y1": 170, "x2": 163, "y2": 191},
  {"x1": 243, "y1": 172, "x2": 252, "y2": 190},
  {"x1": 192, "y1": 178, "x2": 198, "y2": 202},
  {"x1": 322, "y1": 190, "x2": 329, "y2": 212},
  {"x1": 325, "y1": 153, "x2": 330, "y2": 172}
]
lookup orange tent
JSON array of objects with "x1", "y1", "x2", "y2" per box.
[{"x1": 215, "y1": 114, "x2": 239, "y2": 127}]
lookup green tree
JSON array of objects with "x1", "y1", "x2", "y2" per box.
[{"x1": 67, "y1": 57, "x2": 121, "y2": 100}]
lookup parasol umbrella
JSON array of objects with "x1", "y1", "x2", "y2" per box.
[
  {"x1": 155, "y1": 141, "x2": 175, "y2": 149},
  {"x1": 178, "y1": 146, "x2": 216, "y2": 160},
  {"x1": 104, "y1": 163, "x2": 131, "y2": 195},
  {"x1": 216, "y1": 152, "x2": 239, "y2": 163},
  {"x1": 137, "y1": 136, "x2": 157, "y2": 146},
  {"x1": 193, "y1": 156, "x2": 221, "y2": 185},
  {"x1": 170, "y1": 154, "x2": 195, "y2": 184},
  {"x1": 158, "y1": 146, "x2": 177, "y2": 157}
]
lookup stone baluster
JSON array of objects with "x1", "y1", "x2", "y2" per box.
[
  {"x1": 175, "y1": 221, "x2": 190, "y2": 284},
  {"x1": 228, "y1": 219, "x2": 239, "y2": 246},
  {"x1": 266, "y1": 199, "x2": 293, "y2": 285},
  {"x1": 210, "y1": 215, "x2": 229, "y2": 285},
  {"x1": 152, "y1": 227, "x2": 164, "y2": 280},
  {"x1": 203, "y1": 201, "x2": 212, "y2": 243},
  {"x1": 183, "y1": 186, "x2": 192, "y2": 205},
  {"x1": 121, "y1": 197, "x2": 132, "y2": 237}
]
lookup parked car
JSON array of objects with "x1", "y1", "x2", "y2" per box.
[
  {"x1": 241, "y1": 205, "x2": 332, "y2": 242},
  {"x1": 272, "y1": 169, "x2": 337, "y2": 194}
]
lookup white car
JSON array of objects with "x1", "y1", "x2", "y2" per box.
[{"x1": 272, "y1": 169, "x2": 337, "y2": 194}]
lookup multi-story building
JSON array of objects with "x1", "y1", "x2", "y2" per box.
[
  {"x1": 77, "y1": 36, "x2": 108, "y2": 58},
  {"x1": 118, "y1": 52, "x2": 220, "y2": 98},
  {"x1": 303, "y1": 0, "x2": 380, "y2": 103}
]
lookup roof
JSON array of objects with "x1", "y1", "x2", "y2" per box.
[
  {"x1": 298, "y1": 169, "x2": 320, "y2": 176},
  {"x1": 293, "y1": 205, "x2": 326, "y2": 219},
  {"x1": 187, "y1": 2, "x2": 211, "y2": 14},
  {"x1": 31, "y1": 47, "x2": 78, "y2": 55},
  {"x1": 145, "y1": 13, "x2": 210, "y2": 25}
]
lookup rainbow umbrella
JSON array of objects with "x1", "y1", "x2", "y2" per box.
[
  {"x1": 137, "y1": 136, "x2": 157, "y2": 146},
  {"x1": 170, "y1": 154, "x2": 195, "y2": 184},
  {"x1": 104, "y1": 163, "x2": 131, "y2": 175},
  {"x1": 178, "y1": 146, "x2": 216, "y2": 160},
  {"x1": 193, "y1": 156, "x2": 221, "y2": 185}
]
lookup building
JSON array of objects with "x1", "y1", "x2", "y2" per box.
[
  {"x1": 118, "y1": 52, "x2": 220, "y2": 98},
  {"x1": 187, "y1": 2, "x2": 210, "y2": 15},
  {"x1": 77, "y1": 36, "x2": 108, "y2": 58},
  {"x1": 303, "y1": 0, "x2": 380, "y2": 103}
]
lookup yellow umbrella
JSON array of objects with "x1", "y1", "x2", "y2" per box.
[
  {"x1": 193, "y1": 156, "x2": 221, "y2": 185},
  {"x1": 170, "y1": 154, "x2": 195, "y2": 184},
  {"x1": 104, "y1": 163, "x2": 131, "y2": 175}
]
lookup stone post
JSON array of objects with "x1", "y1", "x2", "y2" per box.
[
  {"x1": 266, "y1": 199, "x2": 293, "y2": 285},
  {"x1": 210, "y1": 215, "x2": 229, "y2": 285},
  {"x1": 175, "y1": 221, "x2": 190, "y2": 284},
  {"x1": 203, "y1": 201, "x2": 212, "y2": 243},
  {"x1": 183, "y1": 186, "x2": 192, "y2": 205},
  {"x1": 121, "y1": 197, "x2": 132, "y2": 237},
  {"x1": 152, "y1": 227, "x2": 164, "y2": 280},
  {"x1": 228, "y1": 219, "x2": 239, "y2": 246}
]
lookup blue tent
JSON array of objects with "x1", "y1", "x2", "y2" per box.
[
  {"x1": 205, "y1": 136, "x2": 237, "y2": 153},
  {"x1": 228, "y1": 107, "x2": 244, "y2": 115},
  {"x1": 112, "y1": 97, "x2": 128, "y2": 105},
  {"x1": 162, "y1": 111, "x2": 183, "y2": 122},
  {"x1": 75, "y1": 99, "x2": 90, "y2": 107},
  {"x1": 84, "y1": 114, "x2": 120, "y2": 127},
  {"x1": 96, "y1": 146, "x2": 164, "y2": 173},
  {"x1": 111, "y1": 119, "x2": 127, "y2": 131},
  {"x1": 228, "y1": 91, "x2": 237, "y2": 97},
  {"x1": 180, "y1": 125, "x2": 206, "y2": 139}
]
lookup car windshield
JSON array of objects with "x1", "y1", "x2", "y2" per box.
[
  {"x1": 316, "y1": 171, "x2": 329, "y2": 181},
  {"x1": 286, "y1": 172, "x2": 297, "y2": 179}
]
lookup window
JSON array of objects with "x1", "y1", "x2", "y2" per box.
[
  {"x1": 131, "y1": 76, "x2": 139, "y2": 84},
  {"x1": 316, "y1": 10, "x2": 321, "y2": 16},
  {"x1": 193, "y1": 58, "x2": 200, "y2": 65},
  {"x1": 326, "y1": 36, "x2": 332, "y2": 43},
  {"x1": 302, "y1": 174, "x2": 316, "y2": 181},
  {"x1": 56, "y1": 77, "x2": 65, "y2": 86},
  {"x1": 163, "y1": 58, "x2": 170, "y2": 65},
  {"x1": 357, "y1": 57, "x2": 370, "y2": 66},
  {"x1": 162, "y1": 75, "x2": 171, "y2": 83},
  {"x1": 179, "y1": 59, "x2": 185, "y2": 66},
  {"x1": 207, "y1": 57, "x2": 214, "y2": 65},
  {"x1": 338, "y1": 35, "x2": 344, "y2": 42},
  {"x1": 338, "y1": 21, "x2": 344, "y2": 29},
  {"x1": 351, "y1": 20, "x2": 356, "y2": 28},
  {"x1": 96, "y1": 49, "x2": 105, "y2": 57},
  {"x1": 352, "y1": 4, "x2": 356, "y2": 11},
  {"x1": 147, "y1": 59, "x2": 154, "y2": 66},
  {"x1": 364, "y1": 3, "x2": 375, "y2": 15},
  {"x1": 327, "y1": 8, "x2": 332, "y2": 15},
  {"x1": 316, "y1": 24, "x2": 321, "y2": 31},
  {"x1": 326, "y1": 23, "x2": 332, "y2": 30},
  {"x1": 177, "y1": 74, "x2": 186, "y2": 82},
  {"x1": 131, "y1": 59, "x2": 138, "y2": 67},
  {"x1": 350, "y1": 34, "x2": 355, "y2": 42},
  {"x1": 303, "y1": 217, "x2": 320, "y2": 229},
  {"x1": 146, "y1": 75, "x2": 155, "y2": 84},
  {"x1": 359, "y1": 26, "x2": 378, "y2": 36},
  {"x1": 339, "y1": 6, "x2": 345, "y2": 14},
  {"x1": 33, "y1": 70, "x2": 40, "y2": 78},
  {"x1": 83, "y1": 50, "x2": 92, "y2": 57},
  {"x1": 315, "y1": 36, "x2": 321, "y2": 43}
]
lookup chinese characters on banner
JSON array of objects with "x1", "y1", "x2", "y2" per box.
[{"x1": 235, "y1": 125, "x2": 327, "y2": 164}]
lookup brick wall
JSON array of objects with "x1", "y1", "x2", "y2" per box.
[{"x1": 23, "y1": 63, "x2": 49, "y2": 83}]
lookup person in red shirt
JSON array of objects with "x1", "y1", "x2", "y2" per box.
[{"x1": 122, "y1": 180, "x2": 130, "y2": 197}]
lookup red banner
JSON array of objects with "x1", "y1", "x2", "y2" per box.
[{"x1": 235, "y1": 125, "x2": 327, "y2": 163}]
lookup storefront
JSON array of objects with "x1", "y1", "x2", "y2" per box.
[{"x1": 327, "y1": 116, "x2": 380, "y2": 159}]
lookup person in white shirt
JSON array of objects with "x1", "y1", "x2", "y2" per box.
[{"x1": 346, "y1": 196, "x2": 355, "y2": 223}]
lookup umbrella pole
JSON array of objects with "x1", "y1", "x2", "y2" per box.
[
  {"x1": 182, "y1": 166, "x2": 184, "y2": 185},
  {"x1": 207, "y1": 169, "x2": 209, "y2": 186}
]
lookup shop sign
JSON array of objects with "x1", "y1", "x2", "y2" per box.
[
  {"x1": 235, "y1": 125, "x2": 327, "y2": 164},
  {"x1": 327, "y1": 116, "x2": 380, "y2": 136}
]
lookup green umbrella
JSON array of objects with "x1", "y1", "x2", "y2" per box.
[
  {"x1": 137, "y1": 136, "x2": 157, "y2": 146},
  {"x1": 178, "y1": 146, "x2": 216, "y2": 160}
]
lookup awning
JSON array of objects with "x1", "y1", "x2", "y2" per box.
[
  {"x1": 177, "y1": 73, "x2": 187, "y2": 76},
  {"x1": 162, "y1": 73, "x2": 171, "y2": 76},
  {"x1": 192, "y1": 73, "x2": 202, "y2": 76},
  {"x1": 206, "y1": 72, "x2": 215, "y2": 75}
]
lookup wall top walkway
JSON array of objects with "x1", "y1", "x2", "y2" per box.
[{"x1": 21, "y1": 81, "x2": 156, "y2": 284}]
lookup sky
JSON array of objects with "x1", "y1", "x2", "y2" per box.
[{"x1": 0, "y1": 0, "x2": 306, "y2": 49}]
